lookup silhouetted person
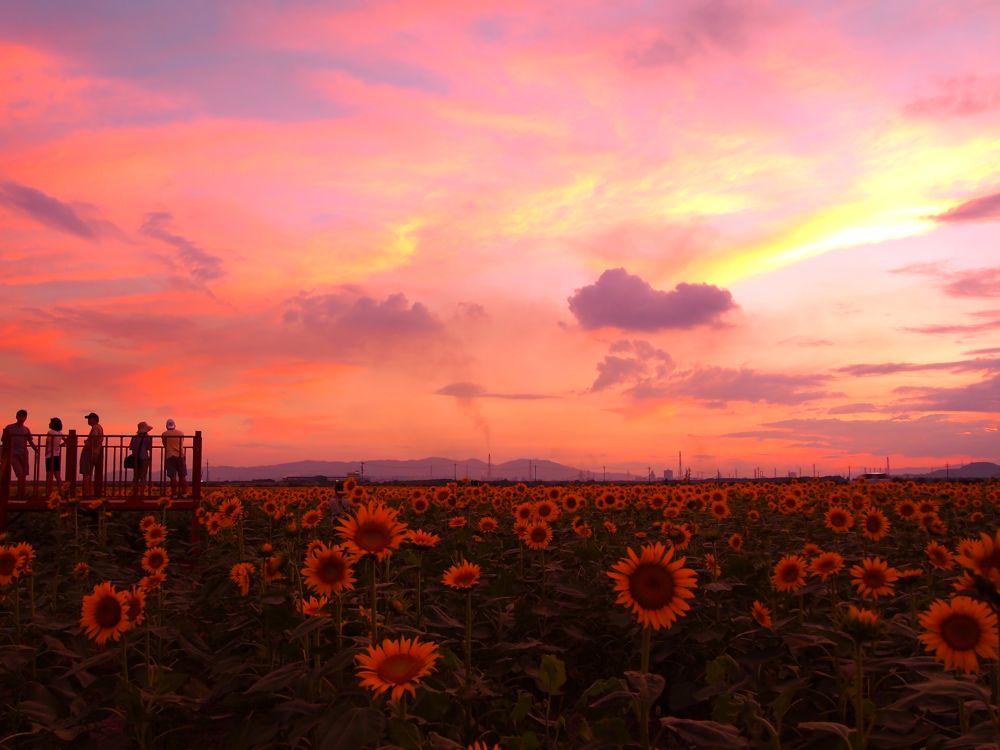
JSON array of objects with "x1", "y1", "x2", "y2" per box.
[
  {"x1": 129, "y1": 421, "x2": 154, "y2": 497},
  {"x1": 2, "y1": 409, "x2": 38, "y2": 498},
  {"x1": 162, "y1": 419, "x2": 187, "y2": 499},
  {"x1": 81, "y1": 412, "x2": 103, "y2": 498},
  {"x1": 45, "y1": 417, "x2": 65, "y2": 497}
]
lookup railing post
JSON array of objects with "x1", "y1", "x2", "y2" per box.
[
  {"x1": 192, "y1": 431, "x2": 202, "y2": 501},
  {"x1": 0, "y1": 434, "x2": 10, "y2": 529},
  {"x1": 66, "y1": 430, "x2": 78, "y2": 499}
]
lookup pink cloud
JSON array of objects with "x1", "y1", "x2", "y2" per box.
[{"x1": 568, "y1": 269, "x2": 736, "y2": 330}]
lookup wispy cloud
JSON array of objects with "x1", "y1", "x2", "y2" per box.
[
  {"x1": 0, "y1": 180, "x2": 97, "y2": 239},
  {"x1": 140, "y1": 212, "x2": 225, "y2": 282},
  {"x1": 933, "y1": 191, "x2": 1000, "y2": 223},
  {"x1": 435, "y1": 382, "x2": 551, "y2": 400}
]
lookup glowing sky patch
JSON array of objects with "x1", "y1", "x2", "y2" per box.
[{"x1": 1, "y1": 0, "x2": 999, "y2": 475}]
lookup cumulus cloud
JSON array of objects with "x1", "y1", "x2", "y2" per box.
[
  {"x1": 590, "y1": 339, "x2": 675, "y2": 392},
  {"x1": 933, "y1": 191, "x2": 1000, "y2": 223},
  {"x1": 141, "y1": 212, "x2": 225, "y2": 282},
  {"x1": 0, "y1": 180, "x2": 97, "y2": 239},
  {"x1": 286, "y1": 289, "x2": 443, "y2": 343},
  {"x1": 568, "y1": 268, "x2": 736, "y2": 331}
]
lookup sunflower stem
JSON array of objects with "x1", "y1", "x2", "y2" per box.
[
  {"x1": 369, "y1": 557, "x2": 378, "y2": 642},
  {"x1": 853, "y1": 642, "x2": 865, "y2": 750},
  {"x1": 416, "y1": 554, "x2": 423, "y2": 628},
  {"x1": 464, "y1": 588, "x2": 473, "y2": 685},
  {"x1": 640, "y1": 626, "x2": 652, "y2": 750},
  {"x1": 336, "y1": 596, "x2": 344, "y2": 653}
]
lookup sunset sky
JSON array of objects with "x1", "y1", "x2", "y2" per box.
[{"x1": 2, "y1": 1, "x2": 999, "y2": 475}]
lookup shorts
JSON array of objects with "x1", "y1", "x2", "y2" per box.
[
  {"x1": 10, "y1": 453, "x2": 27, "y2": 478},
  {"x1": 80, "y1": 451, "x2": 100, "y2": 476},
  {"x1": 45, "y1": 455, "x2": 61, "y2": 473},
  {"x1": 166, "y1": 455, "x2": 187, "y2": 479}
]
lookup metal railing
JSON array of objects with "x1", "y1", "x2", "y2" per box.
[{"x1": 0, "y1": 429, "x2": 202, "y2": 529}]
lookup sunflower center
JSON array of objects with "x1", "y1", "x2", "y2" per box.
[
  {"x1": 781, "y1": 564, "x2": 801, "y2": 583},
  {"x1": 941, "y1": 613, "x2": 981, "y2": 651},
  {"x1": 318, "y1": 555, "x2": 345, "y2": 583},
  {"x1": 628, "y1": 563, "x2": 676, "y2": 610},
  {"x1": 866, "y1": 516, "x2": 882, "y2": 532},
  {"x1": 357, "y1": 522, "x2": 392, "y2": 551},
  {"x1": 94, "y1": 596, "x2": 123, "y2": 628},
  {"x1": 863, "y1": 570, "x2": 886, "y2": 589},
  {"x1": 377, "y1": 653, "x2": 421, "y2": 684}
]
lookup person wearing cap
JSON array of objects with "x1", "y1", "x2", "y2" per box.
[
  {"x1": 81, "y1": 412, "x2": 103, "y2": 498},
  {"x1": 161, "y1": 418, "x2": 187, "y2": 499},
  {"x1": 129, "y1": 421, "x2": 154, "y2": 497},
  {"x1": 1, "y1": 409, "x2": 39, "y2": 499}
]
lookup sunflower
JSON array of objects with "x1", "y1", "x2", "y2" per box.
[
  {"x1": 771, "y1": 555, "x2": 808, "y2": 593},
  {"x1": 842, "y1": 604, "x2": 881, "y2": 643},
  {"x1": 139, "y1": 515, "x2": 157, "y2": 532},
  {"x1": 123, "y1": 587, "x2": 147, "y2": 627},
  {"x1": 448, "y1": 516, "x2": 467, "y2": 528},
  {"x1": 411, "y1": 495, "x2": 430, "y2": 514},
  {"x1": 300, "y1": 595, "x2": 330, "y2": 618},
  {"x1": 73, "y1": 561, "x2": 90, "y2": 577},
  {"x1": 603, "y1": 520, "x2": 618, "y2": 536},
  {"x1": 337, "y1": 502, "x2": 408, "y2": 561},
  {"x1": 143, "y1": 523, "x2": 167, "y2": 547},
  {"x1": 850, "y1": 557, "x2": 899, "y2": 599},
  {"x1": 262, "y1": 555, "x2": 285, "y2": 583},
  {"x1": 727, "y1": 533, "x2": 744, "y2": 552},
  {"x1": 956, "y1": 530, "x2": 1000, "y2": 590},
  {"x1": 0, "y1": 546, "x2": 22, "y2": 585},
  {"x1": 142, "y1": 547, "x2": 169, "y2": 574},
  {"x1": 574, "y1": 522, "x2": 593, "y2": 539},
  {"x1": 301, "y1": 544, "x2": 356, "y2": 596},
  {"x1": 219, "y1": 498, "x2": 243, "y2": 521},
  {"x1": 608, "y1": 542, "x2": 698, "y2": 630},
  {"x1": 918, "y1": 596, "x2": 998, "y2": 673},
  {"x1": 513, "y1": 502, "x2": 535, "y2": 522},
  {"x1": 467, "y1": 743, "x2": 502, "y2": 750},
  {"x1": 710, "y1": 501, "x2": 730, "y2": 520},
  {"x1": 809, "y1": 551, "x2": 844, "y2": 581},
  {"x1": 562, "y1": 493, "x2": 584, "y2": 513},
  {"x1": 442, "y1": 560, "x2": 482, "y2": 590},
  {"x1": 301, "y1": 508, "x2": 323, "y2": 529},
  {"x1": 895, "y1": 500, "x2": 918, "y2": 521},
  {"x1": 925, "y1": 541, "x2": 954, "y2": 571},
  {"x1": 523, "y1": 522, "x2": 553, "y2": 551},
  {"x1": 477, "y1": 516, "x2": 499, "y2": 534},
  {"x1": 824, "y1": 506, "x2": 854, "y2": 533},
  {"x1": 534, "y1": 500, "x2": 560, "y2": 522},
  {"x1": 10, "y1": 542, "x2": 35, "y2": 574},
  {"x1": 80, "y1": 581, "x2": 131, "y2": 644},
  {"x1": 140, "y1": 571, "x2": 166, "y2": 591},
  {"x1": 751, "y1": 600, "x2": 773, "y2": 629},
  {"x1": 665, "y1": 524, "x2": 692, "y2": 550},
  {"x1": 229, "y1": 562, "x2": 254, "y2": 596},
  {"x1": 407, "y1": 529, "x2": 441, "y2": 548},
  {"x1": 859, "y1": 509, "x2": 890, "y2": 541},
  {"x1": 356, "y1": 636, "x2": 441, "y2": 701}
]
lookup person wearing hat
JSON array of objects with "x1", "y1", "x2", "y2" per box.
[
  {"x1": 161, "y1": 418, "x2": 187, "y2": 499},
  {"x1": 81, "y1": 412, "x2": 103, "y2": 498},
  {"x1": 129, "y1": 421, "x2": 154, "y2": 497}
]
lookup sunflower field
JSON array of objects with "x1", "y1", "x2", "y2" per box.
[{"x1": 1, "y1": 479, "x2": 999, "y2": 749}]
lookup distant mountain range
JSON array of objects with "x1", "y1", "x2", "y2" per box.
[{"x1": 203, "y1": 458, "x2": 1000, "y2": 483}]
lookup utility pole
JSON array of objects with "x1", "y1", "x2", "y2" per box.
[
  {"x1": 360, "y1": 462, "x2": 365, "y2": 481},
  {"x1": 453, "y1": 463, "x2": 457, "y2": 481},
  {"x1": 603, "y1": 465, "x2": 606, "y2": 482}
]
